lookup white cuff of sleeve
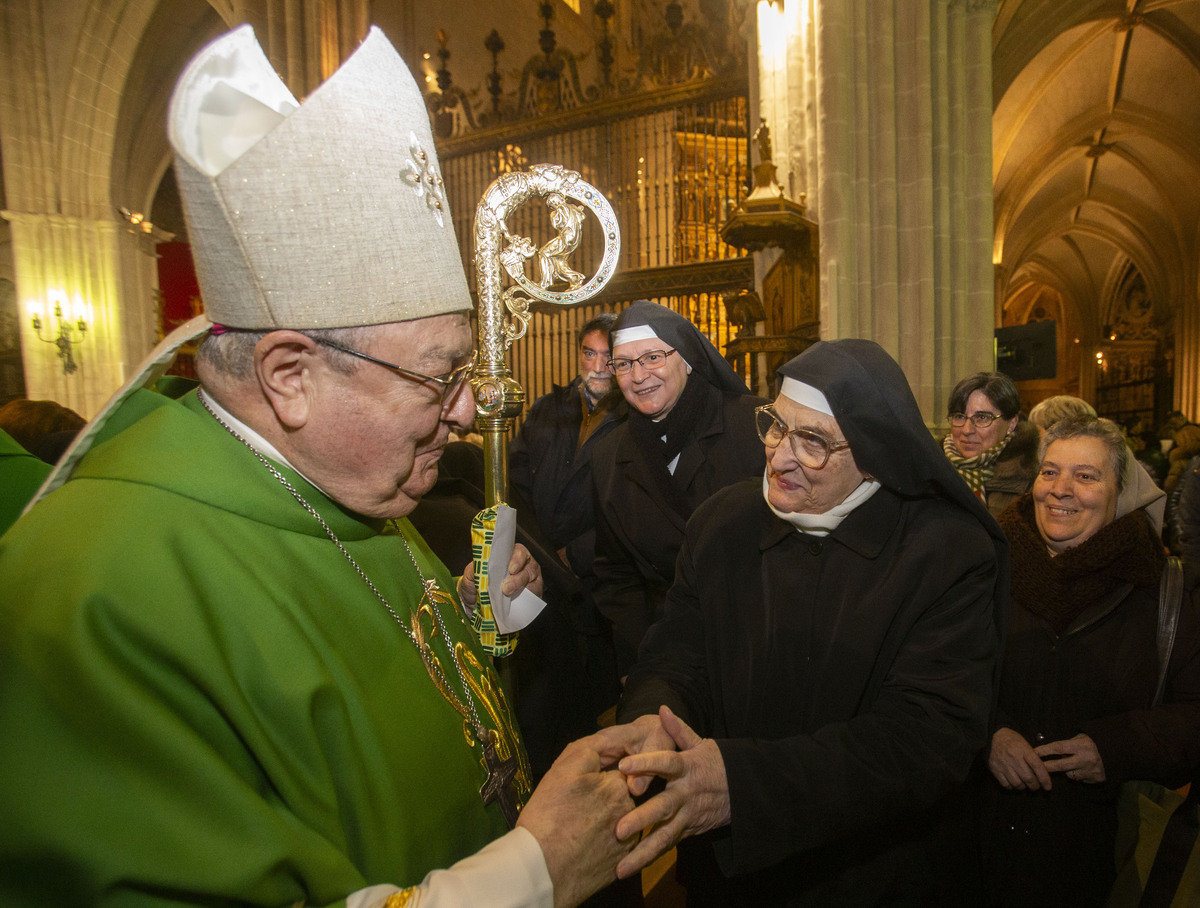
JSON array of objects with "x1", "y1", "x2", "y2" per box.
[{"x1": 347, "y1": 827, "x2": 552, "y2": 908}]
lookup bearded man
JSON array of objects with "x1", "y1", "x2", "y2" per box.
[{"x1": 510, "y1": 313, "x2": 625, "y2": 716}]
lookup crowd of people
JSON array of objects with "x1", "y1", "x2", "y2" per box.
[{"x1": 1, "y1": 23, "x2": 1198, "y2": 908}]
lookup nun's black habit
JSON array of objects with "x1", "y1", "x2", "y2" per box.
[
  {"x1": 618, "y1": 339, "x2": 1008, "y2": 907},
  {"x1": 591, "y1": 301, "x2": 766, "y2": 673}
]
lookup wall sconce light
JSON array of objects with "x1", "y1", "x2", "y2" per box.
[{"x1": 32, "y1": 303, "x2": 88, "y2": 374}]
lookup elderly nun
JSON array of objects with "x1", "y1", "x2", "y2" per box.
[
  {"x1": 612, "y1": 339, "x2": 1009, "y2": 907},
  {"x1": 591, "y1": 300, "x2": 766, "y2": 676}
]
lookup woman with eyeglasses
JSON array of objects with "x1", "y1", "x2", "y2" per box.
[
  {"x1": 612, "y1": 340, "x2": 1008, "y2": 906},
  {"x1": 944, "y1": 371, "x2": 1040, "y2": 518},
  {"x1": 591, "y1": 300, "x2": 766, "y2": 677}
]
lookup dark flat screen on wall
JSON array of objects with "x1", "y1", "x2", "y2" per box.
[{"x1": 995, "y1": 321, "x2": 1057, "y2": 381}]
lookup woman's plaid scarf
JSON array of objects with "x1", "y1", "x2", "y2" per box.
[{"x1": 944, "y1": 431, "x2": 1012, "y2": 500}]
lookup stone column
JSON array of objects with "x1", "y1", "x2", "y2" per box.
[
  {"x1": 813, "y1": 0, "x2": 996, "y2": 424},
  {"x1": 1175, "y1": 288, "x2": 1200, "y2": 418},
  {"x1": 2, "y1": 212, "x2": 164, "y2": 417}
]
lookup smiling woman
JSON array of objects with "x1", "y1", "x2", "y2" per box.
[
  {"x1": 1032, "y1": 432, "x2": 1121, "y2": 554},
  {"x1": 590, "y1": 300, "x2": 767, "y2": 674},
  {"x1": 982, "y1": 414, "x2": 1200, "y2": 907},
  {"x1": 609, "y1": 340, "x2": 689, "y2": 420},
  {"x1": 758, "y1": 395, "x2": 865, "y2": 517}
]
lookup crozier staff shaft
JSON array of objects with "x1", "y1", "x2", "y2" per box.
[{"x1": 470, "y1": 165, "x2": 621, "y2": 507}]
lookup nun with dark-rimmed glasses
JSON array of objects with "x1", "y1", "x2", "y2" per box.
[{"x1": 611, "y1": 338, "x2": 1009, "y2": 907}]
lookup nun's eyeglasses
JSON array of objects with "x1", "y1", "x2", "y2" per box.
[
  {"x1": 608, "y1": 348, "x2": 677, "y2": 375},
  {"x1": 313, "y1": 338, "x2": 476, "y2": 413},
  {"x1": 755, "y1": 405, "x2": 851, "y2": 469}
]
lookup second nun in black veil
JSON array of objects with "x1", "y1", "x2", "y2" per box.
[{"x1": 590, "y1": 300, "x2": 766, "y2": 676}]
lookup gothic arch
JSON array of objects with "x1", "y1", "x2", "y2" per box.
[{"x1": 58, "y1": 0, "x2": 161, "y2": 219}]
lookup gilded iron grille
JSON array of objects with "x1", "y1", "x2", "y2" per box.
[{"x1": 438, "y1": 79, "x2": 753, "y2": 419}]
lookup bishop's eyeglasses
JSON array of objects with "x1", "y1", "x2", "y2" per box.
[
  {"x1": 313, "y1": 338, "x2": 476, "y2": 413},
  {"x1": 949, "y1": 412, "x2": 1002, "y2": 429},
  {"x1": 755, "y1": 405, "x2": 852, "y2": 470}
]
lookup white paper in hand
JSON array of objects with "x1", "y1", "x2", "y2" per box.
[{"x1": 486, "y1": 505, "x2": 547, "y2": 634}]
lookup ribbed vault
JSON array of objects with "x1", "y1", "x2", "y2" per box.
[{"x1": 994, "y1": 0, "x2": 1200, "y2": 413}]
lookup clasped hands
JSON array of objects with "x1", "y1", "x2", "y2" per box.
[
  {"x1": 517, "y1": 704, "x2": 730, "y2": 907},
  {"x1": 987, "y1": 727, "x2": 1107, "y2": 790},
  {"x1": 606, "y1": 705, "x2": 732, "y2": 879}
]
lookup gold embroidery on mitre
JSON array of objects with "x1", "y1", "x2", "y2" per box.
[{"x1": 400, "y1": 132, "x2": 447, "y2": 227}]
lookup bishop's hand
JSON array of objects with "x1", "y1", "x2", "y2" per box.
[
  {"x1": 457, "y1": 542, "x2": 543, "y2": 614},
  {"x1": 516, "y1": 730, "x2": 638, "y2": 908}
]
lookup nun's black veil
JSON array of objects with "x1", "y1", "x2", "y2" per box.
[{"x1": 779, "y1": 338, "x2": 1009, "y2": 633}]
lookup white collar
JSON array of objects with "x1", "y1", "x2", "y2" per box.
[
  {"x1": 198, "y1": 388, "x2": 329, "y2": 494},
  {"x1": 762, "y1": 468, "x2": 882, "y2": 537}
]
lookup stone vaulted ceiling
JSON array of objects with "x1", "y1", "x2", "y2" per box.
[{"x1": 993, "y1": 0, "x2": 1200, "y2": 343}]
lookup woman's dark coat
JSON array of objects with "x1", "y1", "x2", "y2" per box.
[
  {"x1": 509, "y1": 377, "x2": 624, "y2": 577},
  {"x1": 591, "y1": 390, "x2": 764, "y2": 672},
  {"x1": 982, "y1": 497, "x2": 1200, "y2": 908},
  {"x1": 619, "y1": 480, "x2": 1002, "y2": 906},
  {"x1": 1168, "y1": 453, "x2": 1200, "y2": 561}
]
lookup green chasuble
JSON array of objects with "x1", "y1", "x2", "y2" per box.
[
  {"x1": 0, "y1": 388, "x2": 526, "y2": 906},
  {"x1": 0, "y1": 429, "x2": 51, "y2": 536}
]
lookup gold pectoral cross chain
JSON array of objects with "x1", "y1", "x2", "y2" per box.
[{"x1": 408, "y1": 577, "x2": 528, "y2": 828}]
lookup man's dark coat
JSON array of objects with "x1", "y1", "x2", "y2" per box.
[{"x1": 509, "y1": 377, "x2": 623, "y2": 578}]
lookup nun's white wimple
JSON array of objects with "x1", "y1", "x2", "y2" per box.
[
  {"x1": 780, "y1": 377, "x2": 834, "y2": 416},
  {"x1": 612, "y1": 325, "x2": 660, "y2": 347}
]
